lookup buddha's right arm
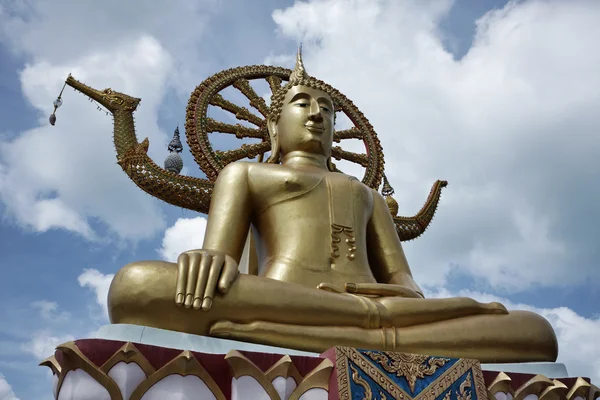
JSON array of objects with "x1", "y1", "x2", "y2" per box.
[
  {"x1": 174, "y1": 162, "x2": 252, "y2": 310},
  {"x1": 201, "y1": 162, "x2": 253, "y2": 264}
]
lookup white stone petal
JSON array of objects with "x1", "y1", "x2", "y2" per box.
[
  {"x1": 494, "y1": 392, "x2": 507, "y2": 400},
  {"x1": 141, "y1": 374, "x2": 217, "y2": 400},
  {"x1": 108, "y1": 361, "x2": 146, "y2": 400},
  {"x1": 272, "y1": 376, "x2": 287, "y2": 399},
  {"x1": 231, "y1": 376, "x2": 271, "y2": 400},
  {"x1": 52, "y1": 373, "x2": 59, "y2": 399},
  {"x1": 57, "y1": 369, "x2": 111, "y2": 400},
  {"x1": 285, "y1": 376, "x2": 297, "y2": 399},
  {"x1": 299, "y1": 387, "x2": 329, "y2": 400}
]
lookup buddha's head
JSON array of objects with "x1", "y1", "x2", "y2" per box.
[{"x1": 267, "y1": 46, "x2": 337, "y2": 168}]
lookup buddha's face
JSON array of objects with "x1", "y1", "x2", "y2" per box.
[{"x1": 270, "y1": 85, "x2": 335, "y2": 158}]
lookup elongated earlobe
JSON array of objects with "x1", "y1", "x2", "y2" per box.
[
  {"x1": 266, "y1": 118, "x2": 280, "y2": 163},
  {"x1": 327, "y1": 157, "x2": 336, "y2": 171}
]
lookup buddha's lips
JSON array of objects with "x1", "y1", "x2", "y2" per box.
[{"x1": 305, "y1": 124, "x2": 324, "y2": 133}]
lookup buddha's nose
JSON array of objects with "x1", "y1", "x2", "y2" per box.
[{"x1": 308, "y1": 101, "x2": 323, "y2": 121}]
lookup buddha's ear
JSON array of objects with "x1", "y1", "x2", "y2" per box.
[
  {"x1": 326, "y1": 128, "x2": 336, "y2": 171},
  {"x1": 266, "y1": 117, "x2": 280, "y2": 164},
  {"x1": 327, "y1": 157, "x2": 336, "y2": 171}
]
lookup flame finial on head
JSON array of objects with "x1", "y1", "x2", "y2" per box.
[{"x1": 289, "y1": 44, "x2": 309, "y2": 83}]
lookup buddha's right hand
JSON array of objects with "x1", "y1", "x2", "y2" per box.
[{"x1": 175, "y1": 249, "x2": 239, "y2": 311}]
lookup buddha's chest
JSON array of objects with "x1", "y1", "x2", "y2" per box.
[{"x1": 251, "y1": 170, "x2": 373, "y2": 221}]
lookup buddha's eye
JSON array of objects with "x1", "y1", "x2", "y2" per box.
[
  {"x1": 321, "y1": 106, "x2": 330, "y2": 112},
  {"x1": 296, "y1": 103, "x2": 309, "y2": 107}
]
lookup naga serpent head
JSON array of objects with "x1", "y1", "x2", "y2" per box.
[{"x1": 66, "y1": 75, "x2": 141, "y2": 113}]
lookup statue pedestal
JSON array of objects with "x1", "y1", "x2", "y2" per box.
[
  {"x1": 96, "y1": 323, "x2": 316, "y2": 357},
  {"x1": 40, "y1": 325, "x2": 597, "y2": 400}
]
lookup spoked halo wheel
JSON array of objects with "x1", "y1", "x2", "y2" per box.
[{"x1": 185, "y1": 65, "x2": 385, "y2": 189}]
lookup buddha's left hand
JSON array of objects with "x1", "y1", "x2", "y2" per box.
[
  {"x1": 345, "y1": 282, "x2": 424, "y2": 298},
  {"x1": 317, "y1": 282, "x2": 423, "y2": 298}
]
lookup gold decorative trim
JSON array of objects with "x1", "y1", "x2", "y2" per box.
[
  {"x1": 288, "y1": 358, "x2": 334, "y2": 400},
  {"x1": 265, "y1": 354, "x2": 302, "y2": 384},
  {"x1": 39, "y1": 355, "x2": 61, "y2": 376},
  {"x1": 514, "y1": 374, "x2": 554, "y2": 400},
  {"x1": 471, "y1": 365, "x2": 489, "y2": 400},
  {"x1": 589, "y1": 384, "x2": 600, "y2": 400},
  {"x1": 336, "y1": 347, "x2": 351, "y2": 400},
  {"x1": 99, "y1": 342, "x2": 155, "y2": 378},
  {"x1": 129, "y1": 350, "x2": 225, "y2": 400},
  {"x1": 487, "y1": 371, "x2": 514, "y2": 398},
  {"x1": 418, "y1": 359, "x2": 487, "y2": 400},
  {"x1": 349, "y1": 363, "x2": 373, "y2": 400},
  {"x1": 363, "y1": 351, "x2": 449, "y2": 393},
  {"x1": 539, "y1": 379, "x2": 569, "y2": 400},
  {"x1": 225, "y1": 350, "x2": 333, "y2": 400},
  {"x1": 486, "y1": 371, "x2": 599, "y2": 400},
  {"x1": 335, "y1": 347, "x2": 488, "y2": 400},
  {"x1": 55, "y1": 341, "x2": 123, "y2": 400},
  {"x1": 225, "y1": 350, "x2": 281, "y2": 399},
  {"x1": 567, "y1": 377, "x2": 592, "y2": 400},
  {"x1": 457, "y1": 372, "x2": 472, "y2": 400},
  {"x1": 338, "y1": 347, "x2": 407, "y2": 399}
]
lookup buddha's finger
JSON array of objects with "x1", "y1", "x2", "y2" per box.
[
  {"x1": 185, "y1": 252, "x2": 202, "y2": 308},
  {"x1": 317, "y1": 282, "x2": 345, "y2": 293},
  {"x1": 199, "y1": 254, "x2": 224, "y2": 311},
  {"x1": 485, "y1": 302, "x2": 508, "y2": 314},
  {"x1": 218, "y1": 256, "x2": 238, "y2": 294},
  {"x1": 175, "y1": 253, "x2": 189, "y2": 306},
  {"x1": 193, "y1": 254, "x2": 213, "y2": 310},
  {"x1": 346, "y1": 282, "x2": 420, "y2": 298}
]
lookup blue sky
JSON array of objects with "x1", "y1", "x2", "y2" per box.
[{"x1": 1, "y1": 0, "x2": 599, "y2": 399}]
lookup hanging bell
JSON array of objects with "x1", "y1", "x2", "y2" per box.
[
  {"x1": 381, "y1": 174, "x2": 399, "y2": 217},
  {"x1": 49, "y1": 74, "x2": 71, "y2": 126}
]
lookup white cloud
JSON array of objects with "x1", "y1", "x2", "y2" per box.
[
  {"x1": 0, "y1": 0, "x2": 225, "y2": 242},
  {"x1": 158, "y1": 217, "x2": 208, "y2": 262},
  {"x1": 0, "y1": 374, "x2": 19, "y2": 400},
  {"x1": 31, "y1": 300, "x2": 70, "y2": 322},
  {"x1": 0, "y1": 0, "x2": 218, "y2": 96},
  {"x1": 425, "y1": 287, "x2": 600, "y2": 383},
  {"x1": 0, "y1": 36, "x2": 171, "y2": 241},
  {"x1": 78, "y1": 269, "x2": 114, "y2": 318},
  {"x1": 20, "y1": 331, "x2": 75, "y2": 360},
  {"x1": 270, "y1": 0, "x2": 600, "y2": 291}
]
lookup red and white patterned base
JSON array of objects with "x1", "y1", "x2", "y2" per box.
[{"x1": 40, "y1": 339, "x2": 598, "y2": 400}]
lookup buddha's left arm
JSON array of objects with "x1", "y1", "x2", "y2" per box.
[{"x1": 366, "y1": 189, "x2": 424, "y2": 297}]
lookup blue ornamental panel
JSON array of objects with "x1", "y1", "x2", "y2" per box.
[{"x1": 334, "y1": 347, "x2": 489, "y2": 400}]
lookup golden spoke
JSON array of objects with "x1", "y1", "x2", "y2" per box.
[
  {"x1": 232, "y1": 78, "x2": 270, "y2": 118},
  {"x1": 334, "y1": 128, "x2": 362, "y2": 142},
  {"x1": 331, "y1": 146, "x2": 369, "y2": 167},
  {"x1": 209, "y1": 93, "x2": 264, "y2": 126},
  {"x1": 215, "y1": 142, "x2": 271, "y2": 164},
  {"x1": 206, "y1": 118, "x2": 266, "y2": 139},
  {"x1": 266, "y1": 75, "x2": 283, "y2": 95}
]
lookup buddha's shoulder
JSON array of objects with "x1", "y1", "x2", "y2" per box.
[
  {"x1": 245, "y1": 162, "x2": 286, "y2": 175},
  {"x1": 217, "y1": 161, "x2": 283, "y2": 178},
  {"x1": 244, "y1": 162, "x2": 317, "y2": 180},
  {"x1": 329, "y1": 172, "x2": 373, "y2": 190},
  {"x1": 218, "y1": 162, "x2": 296, "y2": 185}
]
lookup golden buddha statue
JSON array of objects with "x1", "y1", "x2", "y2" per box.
[{"x1": 63, "y1": 48, "x2": 558, "y2": 363}]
